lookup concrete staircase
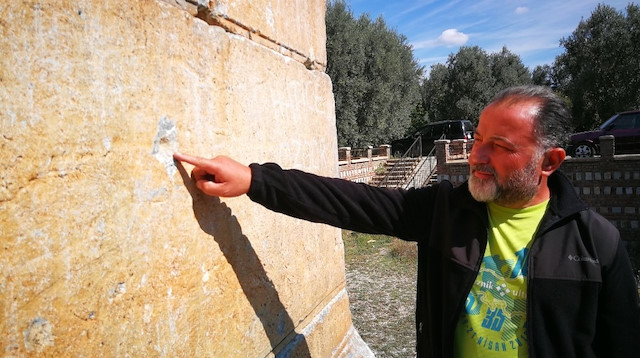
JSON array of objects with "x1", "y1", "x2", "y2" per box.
[
  {"x1": 371, "y1": 157, "x2": 439, "y2": 188},
  {"x1": 370, "y1": 157, "x2": 421, "y2": 188}
]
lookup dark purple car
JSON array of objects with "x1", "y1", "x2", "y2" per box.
[{"x1": 567, "y1": 110, "x2": 640, "y2": 157}]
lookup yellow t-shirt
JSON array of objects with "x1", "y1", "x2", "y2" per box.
[{"x1": 454, "y1": 200, "x2": 549, "y2": 357}]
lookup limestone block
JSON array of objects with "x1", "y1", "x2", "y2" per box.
[
  {"x1": 0, "y1": 0, "x2": 370, "y2": 357},
  {"x1": 195, "y1": 0, "x2": 327, "y2": 68}
]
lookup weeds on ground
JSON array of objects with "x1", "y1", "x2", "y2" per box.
[{"x1": 343, "y1": 231, "x2": 418, "y2": 357}]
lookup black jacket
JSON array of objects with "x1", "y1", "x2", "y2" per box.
[{"x1": 248, "y1": 163, "x2": 640, "y2": 357}]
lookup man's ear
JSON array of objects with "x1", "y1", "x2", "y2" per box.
[{"x1": 541, "y1": 148, "x2": 566, "y2": 176}]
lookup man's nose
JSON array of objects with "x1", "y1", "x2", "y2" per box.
[{"x1": 468, "y1": 142, "x2": 489, "y2": 166}]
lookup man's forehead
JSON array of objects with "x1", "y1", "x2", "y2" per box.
[
  {"x1": 480, "y1": 100, "x2": 539, "y2": 124},
  {"x1": 477, "y1": 101, "x2": 539, "y2": 142},
  {"x1": 491, "y1": 97, "x2": 540, "y2": 115}
]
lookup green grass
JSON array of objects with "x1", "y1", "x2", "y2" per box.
[
  {"x1": 343, "y1": 231, "x2": 418, "y2": 357},
  {"x1": 343, "y1": 231, "x2": 417, "y2": 267}
]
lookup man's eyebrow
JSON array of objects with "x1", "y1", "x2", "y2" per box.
[
  {"x1": 489, "y1": 135, "x2": 517, "y2": 147},
  {"x1": 474, "y1": 130, "x2": 517, "y2": 147}
]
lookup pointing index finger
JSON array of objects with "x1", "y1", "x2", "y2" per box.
[{"x1": 173, "y1": 152, "x2": 207, "y2": 167}]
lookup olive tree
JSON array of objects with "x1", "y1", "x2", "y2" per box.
[
  {"x1": 554, "y1": 3, "x2": 640, "y2": 130},
  {"x1": 326, "y1": 0, "x2": 423, "y2": 147},
  {"x1": 421, "y1": 46, "x2": 530, "y2": 128}
]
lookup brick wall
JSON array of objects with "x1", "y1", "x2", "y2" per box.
[
  {"x1": 561, "y1": 154, "x2": 640, "y2": 267},
  {"x1": 338, "y1": 145, "x2": 391, "y2": 183},
  {"x1": 435, "y1": 139, "x2": 474, "y2": 187}
]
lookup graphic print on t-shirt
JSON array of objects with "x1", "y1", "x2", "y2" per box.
[
  {"x1": 454, "y1": 200, "x2": 548, "y2": 357},
  {"x1": 461, "y1": 250, "x2": 529, "y2": 351}
]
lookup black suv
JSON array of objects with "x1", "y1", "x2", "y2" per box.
[
  {"x1": 391, "y1": 120, "x2": 474, "y2": 157},
  {"x1": 568, "y1": 110, "x2": 640, "y2": 157}
]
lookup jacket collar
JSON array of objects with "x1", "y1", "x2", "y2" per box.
[{"x1": 542, "y1": 170, "x2": 588, "y2": 228}]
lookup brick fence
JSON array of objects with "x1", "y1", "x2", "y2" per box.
[{"x1": 337, "y1": 145, "x2": 391, "y2": 183}]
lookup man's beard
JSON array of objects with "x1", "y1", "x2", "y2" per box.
[{"x1": 468, "y1": 159, "x2": 541, "y2": 206}]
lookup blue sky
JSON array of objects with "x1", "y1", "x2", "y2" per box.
[{"x1": 344, "y1": 0, "x2": 634, "y2": 74}]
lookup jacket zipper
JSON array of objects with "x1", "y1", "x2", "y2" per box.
[
  {"x1": 525, "y1": 210, "x2": 559, "y2": 358},
  {"x1": 449, "y1": 226, "x2": 488, "y2": 355}
]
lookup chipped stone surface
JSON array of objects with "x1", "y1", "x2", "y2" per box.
[
  {"x1": 0, "y1": 0, "x2": 370, "y2": 357},
  {"x1": 23, "y1": 318, "x2": 55, "y2": 353},
  {"x1": 152, "y1": 116, "x2": 179, "y2": 178}
]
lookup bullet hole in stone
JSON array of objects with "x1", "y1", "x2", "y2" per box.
[{"x1": 151, "y1": 116, "x2": 178, "y2": 178}]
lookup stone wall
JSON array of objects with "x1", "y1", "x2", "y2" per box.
[
  {"x1": 0, "y1": 1, "x2": 372, "y2": 356},
  {"x1": 435, "y1": 139, "x2": 640, "y2": 268}
]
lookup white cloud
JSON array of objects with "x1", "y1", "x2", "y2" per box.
[
  {"x1": 515, "y1": 6, "x2": 529, "y2": 15},
  {"x1": 438, "y1": 29, "x2": 469, "y2": 46}
]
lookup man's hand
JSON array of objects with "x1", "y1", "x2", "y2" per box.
[{"x1": 173, "y1": 152, "x2": 252, "y2": 197}]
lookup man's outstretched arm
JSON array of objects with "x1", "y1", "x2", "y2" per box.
[
  {"x1": 174, "y1": 152, "x2": 433, "y2": 239},
  {"x1": 173, "y1": 152, "x2": 252, "y2": 198}
]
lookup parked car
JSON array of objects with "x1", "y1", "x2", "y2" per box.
[
  {"x1": 568, "y1": 110, "x2": 640, "y2": 157},
  {"x1": 391, "y1": 120, "x2": 474, "y2": 157}
]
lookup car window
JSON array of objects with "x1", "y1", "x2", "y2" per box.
[
  {"x1": 632, "y1": 114, "x2": 640, "y2": 129},
  {"x1": 449, "y1": 123, "x2": 463, "y2": 137},
  {"x1": 612, "y1": 115, "x2": 636, "y2": 130},
  {"x1": 432, "y1": 124, "x2": 445, "y2": 138},
  {"x1": 600, "y1": 114, "x2": 619, "y2": 130}
]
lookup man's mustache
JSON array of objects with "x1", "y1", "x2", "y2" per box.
[{"x1": 470, "y1": 165, "x2": 496, "y2": 176}]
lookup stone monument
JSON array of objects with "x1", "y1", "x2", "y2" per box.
[{"x1": 0, "y1": 1, "x2": 373, "y2": 356}]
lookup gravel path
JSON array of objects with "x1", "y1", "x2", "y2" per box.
[{"x1": 344, "y1": 234, "x2": 418, "y2": 357}]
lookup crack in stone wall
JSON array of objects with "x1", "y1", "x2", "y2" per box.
[{"x1": 161, "y1": 0, "x2": 326, "y2": 71}]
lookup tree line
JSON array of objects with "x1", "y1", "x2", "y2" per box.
[{"x1": 326, "y1": 0, "x2": 640, "y2": 147}]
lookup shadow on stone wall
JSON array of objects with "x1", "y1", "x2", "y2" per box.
[{"x1": 176, "y1": 161, "x2": 309, "y2": 357}]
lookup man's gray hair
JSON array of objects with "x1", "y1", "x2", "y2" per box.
[{"x1": 491, "y1": 85, "x2": 573, "y2": 150}]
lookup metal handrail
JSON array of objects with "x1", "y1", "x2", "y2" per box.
[
  {"x1": 402, "y1": 144, "x2": 438, "y2": 189},
  {"x1": 397, "y1": 133, "x2": 446, "y2": 188},
  {"x1": 421, "y1": 165, "x2": 438, "y2": 188},
  {"x1": 376, "y1": 133, "x2": 447, "y2": 188},
  {"x1": 376, "y1": 136, "x2": 422, "y2": 188}
]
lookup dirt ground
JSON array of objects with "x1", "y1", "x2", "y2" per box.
[{"x1": 343, "y1": 231, "x2": 418, "y2": 357}]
